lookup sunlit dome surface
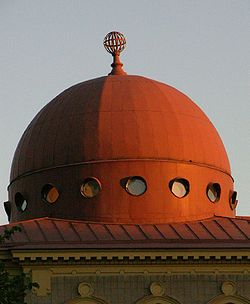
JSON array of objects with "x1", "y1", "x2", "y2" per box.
[{"x1": 8, "y1": 74, "x2": 235, "y2": 224}]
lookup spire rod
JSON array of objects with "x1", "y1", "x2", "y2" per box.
[{"x1": 103, "y1": 31, "x2": 127, "y2": 75}]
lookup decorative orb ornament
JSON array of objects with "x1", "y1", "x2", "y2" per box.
[
  {"x1": 150, "y1": 282, "x2": 165, "y2": 296},
  {"x1": 221, "y1": 281, "x2": 236, "y2": 296},
  {"x1": 103, "y1": 31, "x2": 126, "y2": 55},
  {"x1": 78, "y1": 282, "x2": 94, "y2": 297},
  {"x1": 103, "y1": 31, "x2": 127, "y2": 75}
]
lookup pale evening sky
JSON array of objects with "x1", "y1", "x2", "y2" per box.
[{"x1": 0, "y1": 0, "x2": 249, "y2": 224}]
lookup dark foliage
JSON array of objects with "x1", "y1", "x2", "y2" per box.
[{"x1": 0, "y1": 226, "x2": 38, "y2": 304}]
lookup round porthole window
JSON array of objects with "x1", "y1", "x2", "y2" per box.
[
  {"x1": 125, "y1": 176, "x2": 147, "y2": 196},
  {"x1": 80, "y1": 177, "x2": 102, "y2": 198},
  {"x1": 42, "y1": 184, "x2": 59, "y2": 203},
  {"x1": 207, "y1": 183, "x2": 221, "y2": 203},
  {"x1": 169, "y1": 178, "x2": 189, "y2": 198},
  {"x1": 229, "y1": 191, "x2": 238, "y2": 210},
  {"x1": 4, "y1": 201, "x2": 11, "y2": 221},
  {"x1": 15, "y1": 192, "x2": 28, "y2": 212}
]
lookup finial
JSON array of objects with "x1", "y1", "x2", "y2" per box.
[{"x1": 103, "y1": 31, "x2": 127, "y2": 75}]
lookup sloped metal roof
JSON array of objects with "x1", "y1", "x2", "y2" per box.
[{"x1": 0, "y1": 216, "x2": 249, "y2": 250}]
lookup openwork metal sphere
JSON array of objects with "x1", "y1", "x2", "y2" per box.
[{"x1": 103, "y1": 31, "x2": 126, "y2": 55}]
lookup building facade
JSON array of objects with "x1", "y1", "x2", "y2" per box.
[{"x1": 1, "y1": 32, "x2": 249, "y2": 304}]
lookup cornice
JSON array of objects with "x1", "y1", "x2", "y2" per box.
[{"x1": 10, "y1": 248, "x2": 250, "y2": 263}]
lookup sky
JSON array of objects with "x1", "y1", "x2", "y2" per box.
[{"x1": 0, "y1": 1, "x2": 249, "y2": 224}]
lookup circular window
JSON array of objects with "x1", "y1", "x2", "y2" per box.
[
  {"x1": 42, "y1": 184, "x2": 59, "y2": 203},
  {"x1": 80, "y1": 177, "x2": 102, "y2": 198},
  {"x1": 229, "y1": 191, "x2": 238, "y2": 210},
  {"x1": 169, "y1": 178, "x2": 189, "y2": 198},
  {"x1": 125, "y1": 176, "x2": 147, "y2": 196},
  {"x1": 207, "y1": 183, "x2": 221, "y2": 202},
  {"x1": 4, "y1": 201, "x2": 11, "y2": 221},
  {"x1": 15, "y1": 192, "x2": 28, "y2": 212}
]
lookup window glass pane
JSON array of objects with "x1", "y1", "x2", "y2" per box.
[
  {"x1": 229, "y1": 191, "x2": 238, "y2": 210},
  {"x1": 207, "y1": 183, "x2": 221, "y2": 203},
  {"x1": 42, "y1": 184, "x2": 59, "y2": 203},
  {"x1": 81, "y1": 178, "x2": 101, "y2": 198},
  {"x1": 15, "y1": 192, "x2": 28, "y2": 212},
  {"x1": 169, "y1": 178, "x2": 189, "y2": 198},
  {"x1": 126, "y1": 177, "x2": 147, "y2": 196}
]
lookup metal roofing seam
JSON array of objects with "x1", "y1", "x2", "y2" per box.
[{"x1": 1, "y1": 217, "x2": 250, "y2": 250}]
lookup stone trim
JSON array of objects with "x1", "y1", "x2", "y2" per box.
[
  {"x1": 10, "y1": 249, "x2": 250, "y2": 262},
  {"x1": 135, "y1": 295, "x2": 181, "y2": 304},
  {"x1": 64, "y1": 282, "x2": 107, "y2": 304},
  {"x1": 64, "y1": 297, "x2": 108, "y2": 304},
  {"x1": 207, "y1": 294, "x2": 250, "y2": 304},
  {"x1": 207, "y1": 281, "x2": 250, "y2": 304}
]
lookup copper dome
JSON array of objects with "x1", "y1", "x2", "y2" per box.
[{"x1": 8, "y1": 75, "x2": 235, "y2": 223}]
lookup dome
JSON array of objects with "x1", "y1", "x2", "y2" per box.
[{"x1": 8, "y1": 74, "x2": 235, "y2": 223}]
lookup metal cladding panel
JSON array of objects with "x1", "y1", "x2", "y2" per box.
[
  {"x1": 36, "y1": 219, "x2": 63, "y2": 242},
  {"x1": 53, "y1": 221, "x2": 80, "y2": 242},
  {"x1": 186, "y1": 222, "x2": 215, "y2": 240},
  {"x1": 231, "y1": 218, "x2": 250, "y2": 239},
  {"x1": 71, "y1": 222, "x2": 97, "y2": 241},
  {"x1": 170, "y1": 223, "x2": 198, "y2": 240},
  {"x1": 19, "y1": 221, "x2": 45, "y2": 242},
  {"x1": 201, "y1": 220, "x2": 231, "y2": 240},
  {"x1": 88, "y1": 223, "x2": 114, "y2": 241},
  {"x1": 10, "y1": 75, "x2": 231, "y2": 178},
  {"x1": 123, "y1": 225, "x2": 147, "y2": 240},
  {"x1": 106, "y1": 224, "x2": 131, "y2": 241},
  {"x1": 215, "y1": 218, "x2": 247, "y2": 240},
  {"x1": 139, "y1": 225, "x2": 165, "y2": 240},
  {"x1": 8, "y1": 75, "x2": 235, "y2": 224},
  {"x1": 155, "y1": 224, "x2": 181, "y2": 239},
  {"x1": 1, "y1": 217, "x2": 250, "y2": 250}
]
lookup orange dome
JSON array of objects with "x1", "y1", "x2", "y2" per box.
[{"x1": 8, "y1": 75, "x2": 235, "y2": 223}]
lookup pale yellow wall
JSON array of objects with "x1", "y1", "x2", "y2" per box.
[{"x1": 1, "y1": 248, "x2": 249, "y2": 304}]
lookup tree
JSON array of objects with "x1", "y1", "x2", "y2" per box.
[{"x1": 0, "y1": 226, "x2": 38, "y2": 304}]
